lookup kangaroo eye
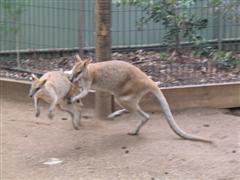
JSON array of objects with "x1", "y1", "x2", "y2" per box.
[
  {"x1": 36, "y1": 87, "x2": 41, "y2": 91},
  {"x1": 77, "y1": 70, "x2": 82, "y2": 75}
]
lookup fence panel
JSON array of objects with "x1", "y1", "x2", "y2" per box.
[{"x1": 0, "y1": 0, "x2": 240, "y2": 52}]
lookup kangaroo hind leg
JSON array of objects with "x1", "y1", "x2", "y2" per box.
[
  {"x1": 58, "y1": 101, "x2": 81, "y2": 130},
  {"x1": 107, "y1": 109, "x2": 128, "y2": 119},
  {"x1": 128, "y1": 106, "x2": 150, "y2": 136},
  {"x1": 116, "y1": 95, "x2": 150, "y2": 136}
]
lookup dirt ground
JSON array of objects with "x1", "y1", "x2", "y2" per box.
[{"x1": 1, "y1": 98, "x2": 240, "y2": 180}]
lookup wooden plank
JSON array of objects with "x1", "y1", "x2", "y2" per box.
[
  {"x1": 1, "y1": 78, "x2": 239, "y2": 111},
  {"x1": 139, "y1": 83, "x2": 240, "y2": 112}
]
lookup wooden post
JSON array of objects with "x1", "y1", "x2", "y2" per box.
[{"x1": 95, "y1": 0, "x2": 113, "y2": 119}]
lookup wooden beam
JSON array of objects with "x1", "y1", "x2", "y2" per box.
[{"x1": 1, "y1": 78, "x2": 239, "y2": 111}]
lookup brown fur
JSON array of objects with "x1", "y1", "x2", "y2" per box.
[
  {"x1": 69, "y1": 55, "x2": 212, "y2": 143},
  {"x1": 29, "y1": 71, "x2": 81, "y2": 130}
]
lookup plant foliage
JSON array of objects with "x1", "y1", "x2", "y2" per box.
[{"x1": 114, "y1": 0, "x2": 208, "y2": 52}]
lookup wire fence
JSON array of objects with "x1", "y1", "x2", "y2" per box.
[
  {"x1": 0, "y1": 0, "x2": 240, "y2": 52},
  {"x1": 0, "y1": 0, "x2": 240, "y2": 86}
]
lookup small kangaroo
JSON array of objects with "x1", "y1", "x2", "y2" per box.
[
  {"x1": 69, "y1": 55, "x2": 212, "y2": 143},
  {"x1": 29, "y1": 71, "x2": 81, "y2": 130}
]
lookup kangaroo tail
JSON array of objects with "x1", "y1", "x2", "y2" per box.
[{"x1": 152, "y1": 87, "x2": 212, "y2": 144}]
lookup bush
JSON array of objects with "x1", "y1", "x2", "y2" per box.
[{"x1": 213, "y1": 51, "x2": 240, "y2": 69}]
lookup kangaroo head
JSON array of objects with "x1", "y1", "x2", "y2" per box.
[
  {"x1": 70, "y1": 54, "x2": 92, "y2": 82},
  {"x1": 29, "y1": 74, "x2": 47, "y2": 97}
]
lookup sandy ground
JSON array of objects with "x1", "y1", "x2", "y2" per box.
[{"x1": 1, "y1": 98, "x2": 240, "y2": 180}]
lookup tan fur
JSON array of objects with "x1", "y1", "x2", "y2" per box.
[
  {"x1": 29, "y1": 71, "x2": 81, "y2": 130},
  {"x1": 69, "y1": 55, "x2": 212, "y2": 143}
]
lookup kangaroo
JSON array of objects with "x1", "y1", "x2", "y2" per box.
[
  {"x1": 69, "y1": 55, "x2": 212, "y2": 143},
  {"x1": 29, "y1": 71, "x2": 81, "y2": 130}
]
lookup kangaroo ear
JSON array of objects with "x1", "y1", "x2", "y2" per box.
[
  {"x1": 40, "y1": 79, "x2": 47, "y2": 87},
  {"x1": 31, "y1": 74, "x2": 38, "y2": 80},
  {"x1": 83, "y1": 58, "x2": 92, "y2": 67},
  {"x1": 75, "y1": 54, "x2": 82, "y2": 62}
]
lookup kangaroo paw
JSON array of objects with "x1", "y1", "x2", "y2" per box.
[
  {"x1": 48, "y1": 112, "x2": 54, "y2": 119},
  {"x1": 35, "y1": 110, "x2": 40, "y2": 117},
  {"x1": 127, "y1": 131, "x2": 138, "y2": 136}
]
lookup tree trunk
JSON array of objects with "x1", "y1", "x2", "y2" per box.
[{"x1": 95, "y1": 0, "x2": 113, "y2": 119}]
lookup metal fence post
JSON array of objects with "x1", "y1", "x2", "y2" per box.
[
  {"x1": 79, "y1": 0, "x2": 85, "y2": 56},
  {"x1": 217, "y1": 8, "x2": 223, "y2": 51}
]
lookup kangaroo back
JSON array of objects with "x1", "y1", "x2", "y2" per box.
[{"x1": 89, "y1": 60, "x2": 150, "y2": 93}]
